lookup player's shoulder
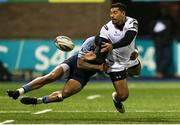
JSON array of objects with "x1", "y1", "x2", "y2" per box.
[
  {"x1": 83, "y1": 36, "x2": 95, "y2": 44},
  {"x1": 102, "y1": 21, "x2": 114, "y2": 31},
  {"x1": 126, "y1": 16, "x2": 138, "y2": 25},
  {"x1": 125, "y1": 16, "x2": 138, "y2": 31},
  {"x1": 82, "y1": 36, "x2": 95, "y2": 47}
]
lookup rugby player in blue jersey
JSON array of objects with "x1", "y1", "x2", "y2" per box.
[{"x1": 7, "y1": 36, "x2": 109, "y2": 105}]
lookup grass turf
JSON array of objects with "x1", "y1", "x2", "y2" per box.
[{"x1": 0, "y1": 81, "x2": 180, "y2": 124}]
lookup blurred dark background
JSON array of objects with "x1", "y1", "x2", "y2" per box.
[
  {"x1": 0, "y1": 0, "x2": 180, "y2": 81},
  {"x1": 0, "y1": 0, "x2": 179, "y2": 39}
]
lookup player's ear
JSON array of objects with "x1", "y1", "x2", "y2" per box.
[{"x1": 122, "y1": 11, "x2": 126, "y2": 16}]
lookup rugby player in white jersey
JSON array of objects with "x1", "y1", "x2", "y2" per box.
[
  {"x1": 101, "y1": 2, "x2": 141, "y2": 113},
  {"x1": 83, "y1": 3, "x2": 141, "y2": 113},
  {"x1": 7, "y1": 36, "x2": 108, "y2": 105}
]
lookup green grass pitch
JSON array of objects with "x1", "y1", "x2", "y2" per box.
[{"x1": 0, "y1": 81, "x2": 180, "y2": 124}]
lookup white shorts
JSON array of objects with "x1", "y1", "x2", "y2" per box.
[
  {"x1": 59, "y1": 63, "x2": 70, "y2": 79},
  {"x1": 107, "y1": 59, "x2": 139, "y2": 73}
]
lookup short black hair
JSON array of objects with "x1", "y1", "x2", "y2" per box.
[{"x1": 111, "y1": 2, "x2": 127, "y2": 12}]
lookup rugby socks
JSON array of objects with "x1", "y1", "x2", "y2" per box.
[
  {"x1": 33, "y1": 97, "x2": 47, "y2": 104},
  {"x1": 36, "y1": 96, "x2": 54, "y2": 104},
  {"x1": 42, "y1": 96, "x2": 49, "y2": 103},
  {"x1": 40, "y1": 94, "x2": 64, "y2": 104},
  {"x1": 23, "y1": 85, "x2": 31, "y2": 93},
  {"x1": 17, "y1": 88, "x2": 25, "y2": 95},
  {"x1": 17, "y1": 85, "x2": 31, "y2": 94}
]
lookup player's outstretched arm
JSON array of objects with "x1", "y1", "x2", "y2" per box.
[{"x1": 77, "y1": 57, "x2": 108, "y2": 71}]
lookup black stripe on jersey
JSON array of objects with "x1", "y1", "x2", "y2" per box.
[
  {"x1": 133, "y1": 23, "x2": 138, "y2": 30},
  {"x1": 128, "y1": 23, "x2": 138, "y2": 31},
  {"x1": 129, "y1": 19, "x2": 137, "y2": 24},
  {"x1": 103, "y1": 25, "x2": 108, "y2": 30}
]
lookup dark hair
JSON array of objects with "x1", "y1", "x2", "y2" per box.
[{"x1": 111, "y1": 2, "x2": 127, "y2": 12}]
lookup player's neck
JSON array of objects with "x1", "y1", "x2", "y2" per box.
[
  {"x1": 115, "y1": 17, "x2": 126, "y2": 30},
  {"x1": 115, "y1": 22, "x2": 125, "y2": 31}
]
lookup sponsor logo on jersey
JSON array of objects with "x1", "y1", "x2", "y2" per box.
[{"x1": 114, "y1": 31, "x2": 121, "y2": 36}]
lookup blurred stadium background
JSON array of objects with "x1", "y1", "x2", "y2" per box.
[
  {"x1": 0, "y1": 0, "x2": 180, "y2": 124},
  {"x1": 0, "y1": 0, "x2": 180, "y2": 81}
]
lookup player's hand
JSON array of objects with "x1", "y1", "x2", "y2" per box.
[
  {"x1": 130, "y1": 51, "x2": 138, "y2": 60},
  {"x1": 101, "y1": 42, "x2": 113, "y2": 53},
  {"x1": 82, "y1": 51, "x2": 96, "y2": 61},
  {"x1": 100, "y1": 63, "x2": 109, "y2": 71}
]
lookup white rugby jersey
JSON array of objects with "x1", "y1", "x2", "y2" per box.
[{"x1": 100, "y1": 16, "x2": 138, "y2": 64}]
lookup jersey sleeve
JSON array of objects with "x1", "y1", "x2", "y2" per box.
[{"x1": 127, "y1": 19, "x2": 138, "y2": 32}]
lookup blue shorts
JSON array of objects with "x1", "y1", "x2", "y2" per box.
[{"x1": 63, "y1": 55, "x2": 97, "y2": 87}]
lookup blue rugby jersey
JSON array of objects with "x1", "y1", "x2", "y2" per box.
[{"x1": 78, "y1": 36, "x2": 95, "y2": 58}]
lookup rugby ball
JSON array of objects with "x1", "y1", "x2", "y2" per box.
[{"x1": 54, "y1": 36, "x2": 74, "y2": 51}]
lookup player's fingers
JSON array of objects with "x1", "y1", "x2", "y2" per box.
[
  {"x1": 101, "y1": 44, "x2": 107, "y2": 48},
  {"x1": 101, "y1": 48, "x2": 107, "y2": 53}
]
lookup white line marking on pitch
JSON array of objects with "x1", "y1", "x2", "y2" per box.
[
  {"x1": 0, "y1": 111, "x2": 31, "y2": 113},
  {"x1": 87, "y1": 94, "x2": 102, "y2": 100},
  {"x1": 0, "y1": 120, "x2": 14, "y2": 124},
  {"x1": 1, "y1": 109, "x2": 180, "y2": 114},
  {"x1": 33, "y1": 109, "x2": 52, "y2": 114},
  {"x1": 54, "y1": 110, "x2": 180, "y2": 113}
]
